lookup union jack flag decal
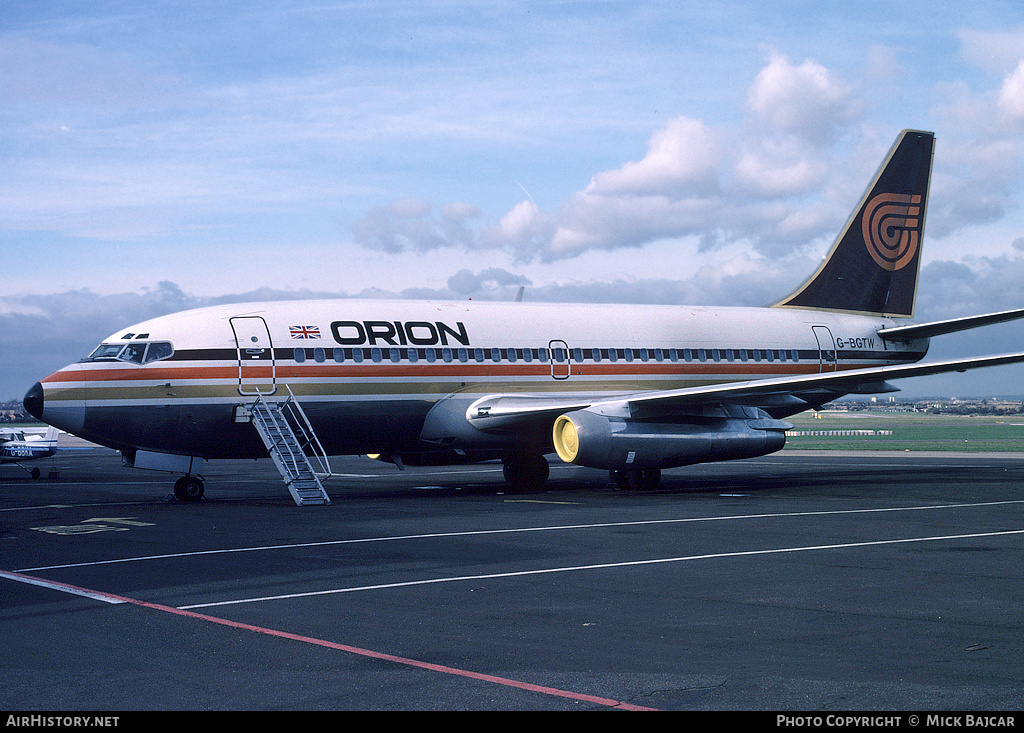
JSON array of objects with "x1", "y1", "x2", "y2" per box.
[{"x1": 289, "y1": 325, "x2": 321, "y2": 340}]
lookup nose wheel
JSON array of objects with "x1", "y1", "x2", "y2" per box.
[{"x1": 173, "y1": 475, "x2": 205, "y2": 501}]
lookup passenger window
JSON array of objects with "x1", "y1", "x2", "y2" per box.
[
  {"x1": 314, "y1": 348, "x2": 326, "y2": 363},
  {"x1": 333, "y1": 348, "x2": 345, "y2": 363},
  {"x1": 294, "y1": 348, "x2": 306, "y2": 363}
]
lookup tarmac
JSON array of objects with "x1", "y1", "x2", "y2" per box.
[{"x1": 2, "y1": 435, "x2": 1024, "y2": 711}]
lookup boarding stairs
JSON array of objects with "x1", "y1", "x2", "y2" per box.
[{"x1": 247, "y1": 386, "x2": 332, "y2": 506}]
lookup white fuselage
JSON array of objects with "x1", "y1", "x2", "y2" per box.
[{"x1": 33, "y1": 299, "x2": 927, "y2": 460}]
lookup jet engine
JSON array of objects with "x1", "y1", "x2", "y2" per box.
[{"x1": 551, "y1": 406, "x2": 791, "y2": 471}]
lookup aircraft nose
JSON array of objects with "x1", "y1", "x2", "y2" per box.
[{"x1": 23, "y1": 382, "x2": 44, "y2": 421}]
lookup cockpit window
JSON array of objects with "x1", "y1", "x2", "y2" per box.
[
  {"x1": 87, "y1": 341, "x2": 174, "y2": 364},
  {"x1": 146, "y1": 342, "x2": 173, "y2": 362},
  {"x1": 89, "y1": 344, "x2": 125, "y2": 360},
  {"x1": 122, "y1": 343, "x2": 147, "y2": 364}
]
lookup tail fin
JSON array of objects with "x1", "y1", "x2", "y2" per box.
[{"x1": 774, "y1": 129, "x2": 934, "y2": 318}]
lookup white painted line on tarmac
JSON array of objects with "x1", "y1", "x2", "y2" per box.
[
  {"x1": 0, "y1": 569, "x2": 126, "y2": 604},
  {"x1": 177, "y1": 528, "x2": 1024, "y2": 610},
  {"x1": 17, "y1": 498, "x2": 1024, "y2": 573}
]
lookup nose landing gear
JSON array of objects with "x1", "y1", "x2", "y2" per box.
[{"x1": 173, "y1": 475, "x2": 205, "y2": 501}]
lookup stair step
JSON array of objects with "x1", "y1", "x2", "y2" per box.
[{"x1": 249, "y1": 398, "x2": 331, "y2": 507}]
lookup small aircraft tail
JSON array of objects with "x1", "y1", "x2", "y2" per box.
[
  {"x1": 774, "y1": 129, "x2": 934, "y2": 318},
  {"x1": 41, "y1": 426, "x2": 59, "y2": 446}
]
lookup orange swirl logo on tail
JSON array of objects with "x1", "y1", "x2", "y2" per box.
[{"x1": 862, "y1": 193, "x2": 922, "y2": 271}]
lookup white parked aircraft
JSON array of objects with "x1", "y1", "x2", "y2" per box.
[
  {"x1": 23, "y1": 130, "x2": 1024, "y2": 503},
  {"x1": 1, "y1": 427, "x2": 60, "y2": 478}
]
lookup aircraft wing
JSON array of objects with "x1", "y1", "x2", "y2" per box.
[{"x1": 467, "y1": 351, "x2": 1024, "y2": 431}]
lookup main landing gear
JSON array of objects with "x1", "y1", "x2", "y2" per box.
[
  {"x1": 500, "y1": 453, "x2": 663, "y2": 493},
  {"x1": 13, "y1": 464, "x2": 42, "y2": 479},
  {"x1": 173, "y1": 475, "x2": 205, "y2": 502},
  {"x1": 502, "y1": 451, "x2": 550, "y2": 493},
  {"x1": 610, "y1": 468, "x2": 662, "y2": 491}
]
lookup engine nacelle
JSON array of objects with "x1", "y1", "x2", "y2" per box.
[{"x1": 551, "y1": 408, "x2": 789, "y2": 470}]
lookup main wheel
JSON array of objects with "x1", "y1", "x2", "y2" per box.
[
  {"x1": 502, "y1": 452, "x2": 550, "y2": 493},
  {"x1": 173, "y1": 476, "x2": 205, "y2": 502},
  {"x1": 611, "y1": 468, "x2": 661, "y2": 491}
]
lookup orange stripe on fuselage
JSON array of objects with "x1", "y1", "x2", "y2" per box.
[{"x1": 39, "y1": 359, "x2": 877, "y2": 387}]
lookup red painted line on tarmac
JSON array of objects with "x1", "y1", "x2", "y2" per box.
[{"x1": 2, "y1": 569, "x2": 656, "y2": 711}]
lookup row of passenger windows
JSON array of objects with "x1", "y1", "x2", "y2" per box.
[{"x1": 292, "y1": 346, "x2": 807, "y2": 365}]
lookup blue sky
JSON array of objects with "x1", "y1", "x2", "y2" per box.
[{"x1": 3, "y1": 1, "x2": 1024, "y2": 399}]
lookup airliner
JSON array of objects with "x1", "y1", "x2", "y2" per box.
[{"x1": 23, "y1": 129, "x2": 1024, "y2": 502}]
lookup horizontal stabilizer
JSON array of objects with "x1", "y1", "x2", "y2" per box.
[{"x1": 878, "y1": 307, "x2": 1024, "y2": 341}]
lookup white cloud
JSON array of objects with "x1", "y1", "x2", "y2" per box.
[
  {"x1": 585, "y1": 117, "x2": 720, "y2": 197},
  {"x1": 348, "y1": 53, "x2": 867, "y2": 263},
  {"x1": 956, "y1": 27, "x2": 1024, "y2": 75},
  {"x1": 734, "y1": 137, "x2": 829, "y2": 199},
  {"x1": 487, "y1": 200, "x2": 555, "y2": 261},
  {"x1": 745, "y1": 51, "x2": 859, "y2": 145},
  {"x1": 998, "y1": 59, "x2": 1024, "y2": 121}
]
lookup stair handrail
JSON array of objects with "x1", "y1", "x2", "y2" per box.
[{"x1": 280, "y1": 384, "x2": 332, "y2": 480}]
